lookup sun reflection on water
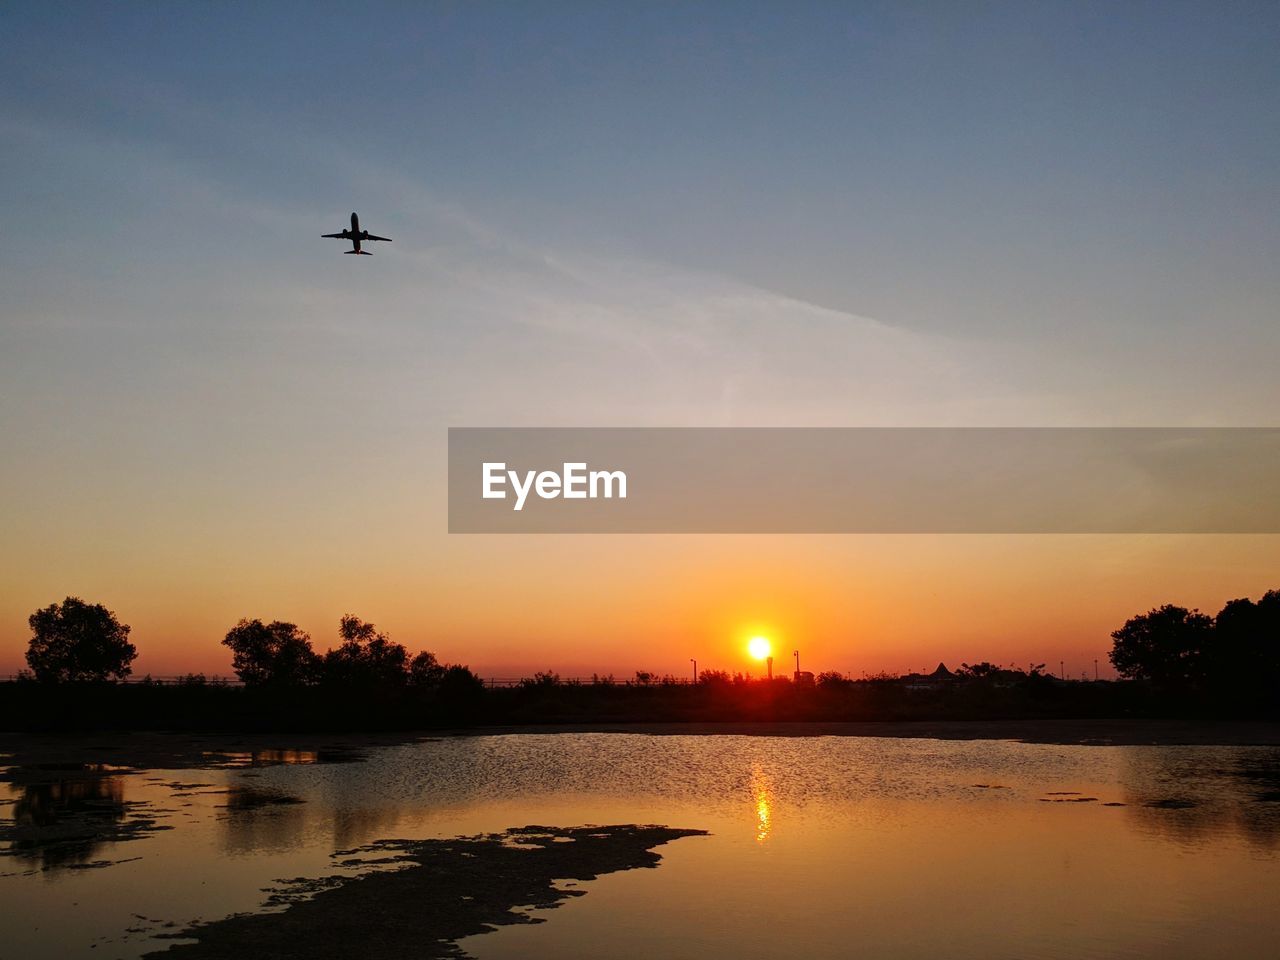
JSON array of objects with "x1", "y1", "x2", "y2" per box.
[{"x1": 751, "y1": 766, "x2": 774, "y2": 843}]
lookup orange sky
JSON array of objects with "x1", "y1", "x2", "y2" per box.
[{"x1": 4, "y1": 533, "x2": 1277, "y2": 680}]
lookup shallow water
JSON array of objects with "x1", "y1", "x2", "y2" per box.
[{"x1": 2, "y1": 733, "x2": 1279, "y2": 959}]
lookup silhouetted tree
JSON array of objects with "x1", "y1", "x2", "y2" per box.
[
  {"x1": 520, "y1": 670, "x2": 560, "y2": 689},
  {"x1": 408, "y1": 650, "x2": 446, "y2": 687},
  {"x1": 1209, "y1": 590, "x2": 1280, "y2": 703},
  {"x1": 437, "y1": 664, "x2": 485, "y2": 702},
  {"x1": 860, "y1": 670, "x2": 901, "y2": 682},
  {"x1": 1109, "y1": 604, "x2": 1213, "y2": 686},
  {"x1": 26, "y1": 597, "x2": 136, "y2": 682},
  {"x1": 222, "y1": 619, "x2": 319, "y2": 686},
  {"x1": 323, "y1": 615, "x2": 410, "y2": 686}
]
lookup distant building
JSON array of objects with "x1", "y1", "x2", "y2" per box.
[
  {"x1": 793, "y1": 670, "x2": 815, "y2": 685},
  {"x1": 901, "y1": 662, "x2": 957, "y2": 692}
]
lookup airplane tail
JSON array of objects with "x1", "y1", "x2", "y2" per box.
[{"x1": 344, "y1": 250, "x2": 373, "y2": 255}]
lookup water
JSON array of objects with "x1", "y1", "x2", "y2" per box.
[{"x1": 2, "y1": 733, "x2": 1279, "y2": 959}]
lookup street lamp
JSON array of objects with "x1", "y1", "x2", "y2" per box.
[{"x1": 691, "y1": 658, "x2": 697, "y2": 683}]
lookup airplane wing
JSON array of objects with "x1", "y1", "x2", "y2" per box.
[
  {"x1": 364, "y1": 234, "x2": 392, "y2": 242},
  {"x1": 322, "y1": 232, "x2": 347, "y2": 239}
]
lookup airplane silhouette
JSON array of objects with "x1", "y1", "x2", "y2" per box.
[{"x1": 323, "y1": 212, "x2": 392, "y2": 255}]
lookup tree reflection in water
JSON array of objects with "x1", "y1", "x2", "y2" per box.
[
  {"x1": 1, "y1": 767, "x2": 165, "y2": 871},
  {"x1": 1121, "y1": 747, "x2": 1280, "y2": 850}
]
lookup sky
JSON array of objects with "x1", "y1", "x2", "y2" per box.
[{"x1": 2, "y1": 2, "x2": 1278, "y2": 679}]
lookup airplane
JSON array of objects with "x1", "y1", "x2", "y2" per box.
[{"x1": 322, "y1": 212, "x2": 392, "y2": 255}]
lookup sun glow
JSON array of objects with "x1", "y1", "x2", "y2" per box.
[{"x1": 748, "y1": 636, "x2": 772, "y2": 660}]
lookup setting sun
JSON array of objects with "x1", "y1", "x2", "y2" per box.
[{"x1": 748, "y1": 636, "x2": 772, "y2": 660}]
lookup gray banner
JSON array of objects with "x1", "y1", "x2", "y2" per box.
[{"x1": 448, "y1": 428, "x2": 1280, "y2": 533}]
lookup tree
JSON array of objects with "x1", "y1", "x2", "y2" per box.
[
  {"x1": 323, "y1": 615, "x2": 410, "y2": 686},
  {"x1": 26, "y1": 597, "x2": 137, "y2": 682},
  {"x1": 408, "y1": 650, "x2": 446, "y2": 687},
  {"x1": 520, "y1": 670, "x2": 560, "y2": 689},
  {"x1": 222, "y1": 619, "x2": 319, "y2": 686},
  {"x1": 1209, "y1": 591, "x2": 1280, "y2": 701},
  {"x1": 1109, "y1": 604, "x2": 1213, "y2": 686},
  {"x1": 437, "y1": 664, "x2": 485, "y2": 702}
]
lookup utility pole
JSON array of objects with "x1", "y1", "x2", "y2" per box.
[
  {"x1": 691, "y1": 658, "x2": 697, "y2": 683},
  {"x1": 1094, "y1": 659, "x2": 1098, "y2": 681},
  {"x1": 1060, "y1": 660, "x2": 1065, "y2": 680},
  {"x1": 793, "y1": 649, "x2": 800, "y2": 681}
]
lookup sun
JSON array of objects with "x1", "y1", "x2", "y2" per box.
[{"x1": 748, "y1": 636, "x2": 772, "y2": 660}]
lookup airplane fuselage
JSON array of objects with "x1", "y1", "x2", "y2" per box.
[{"x1": 322, "y1": 211, "x2": 389, "y2": 255}]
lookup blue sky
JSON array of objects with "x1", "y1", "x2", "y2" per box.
[
  {"x1": 7, "y1": 1, "x2": 1277, "y2": 342},
  {"x1": 2, "y1": 3, "x2": 1278, "y2": 674}
]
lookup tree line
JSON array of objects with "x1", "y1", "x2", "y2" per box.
[
  {"x1": 14, "y1": 588, "x2": 1280, "y2": 715},
  {"x1": 19, "y1": 596, "x2": 482, "y2": 696},
  {"x1": 1108, "y1": 589, "x2": 1280, "y2": 706}
]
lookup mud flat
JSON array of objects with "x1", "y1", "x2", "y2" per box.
[{"x1": 142, "y1": 824, "x2": 707, "y2": 959}]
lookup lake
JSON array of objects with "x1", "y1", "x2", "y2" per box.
[{"x1": 3, "y1": 732, "x2": 1279, "y2": 959}]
